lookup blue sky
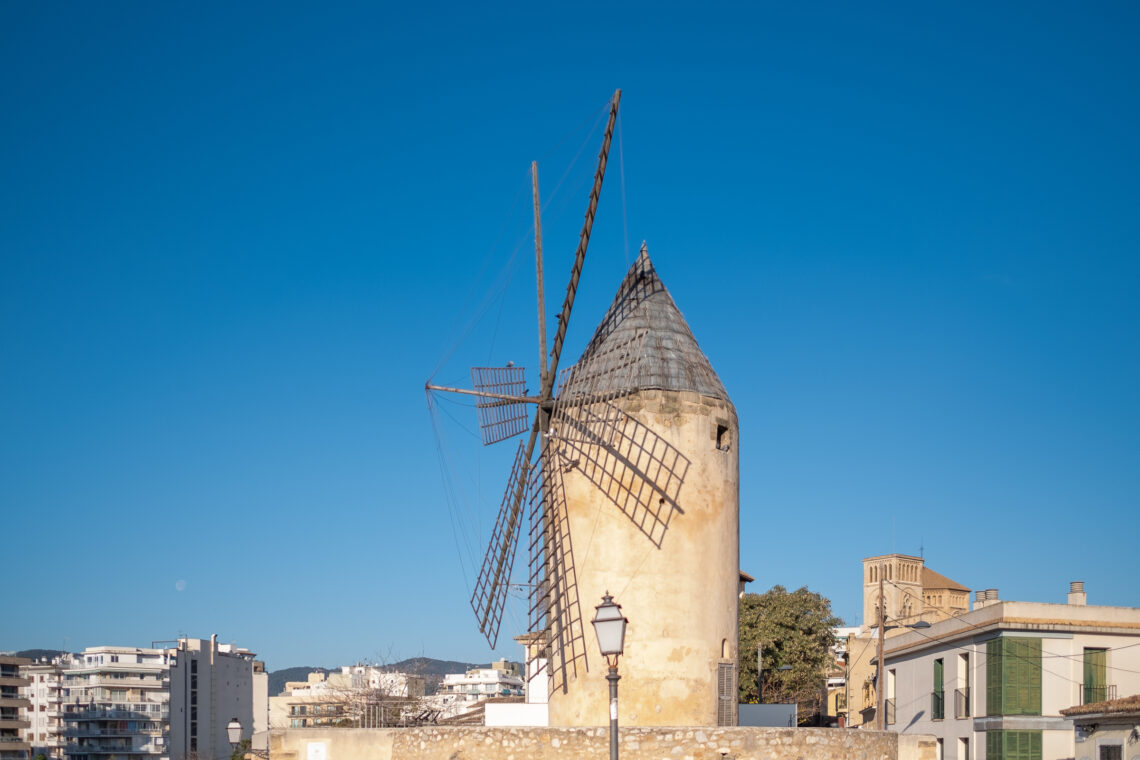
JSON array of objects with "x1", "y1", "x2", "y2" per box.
[{"x1": 2, "y1": 2, "x2": 1138, "y2": 669}]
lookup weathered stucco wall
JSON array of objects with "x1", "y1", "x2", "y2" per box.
[
  {"x1": 548, "y1": 390, "x2": 740, "y2": 727},
  {"x1": 271, "y1": 726, "x2": 936, "y2": 760}
]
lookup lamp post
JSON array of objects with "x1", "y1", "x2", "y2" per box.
[
  {"x1": 226, "y1": 718, "x2": 242, "y2": 754},
  {"x1": 592, "y1": 592, "x2": 628, "y2": 760},
  {"x1": 225, "y1": 717, "x2": 268, "y2": 759},
  {"x1": 874, "y1": 577, "x2": 931, "y2": 730}
]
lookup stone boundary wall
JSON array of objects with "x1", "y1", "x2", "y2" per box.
[{"x1": 271, "y1": 726, "x2": 936, "y2": 760}]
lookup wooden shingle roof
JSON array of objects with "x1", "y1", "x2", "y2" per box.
[{"x1": 567, "y1": 245, "x2": 730, "y2": 403}]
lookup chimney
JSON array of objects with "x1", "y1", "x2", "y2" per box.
[
  {"x1": 1068, "y1": 581, "x2": 1087, "y2": 606},
  {"x1": 975, "y1": 589, "x2": 1000, "y2": 609}
]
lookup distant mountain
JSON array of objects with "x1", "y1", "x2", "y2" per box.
[
  {"x1": 267, "y1": 658, "x2": 487, "y2": 697},
  {"x1": 16, "y1": 649, "x2": 67, "y2": 662}
]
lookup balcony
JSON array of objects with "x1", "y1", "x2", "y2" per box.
[
  {"x1": 955, "y1": 688, "x2": 970, "y2": 718},
  {"x1": 931, "y1": 690, "x2": 945, "y2": 720},
  {"x1": 61, "y1": 709, "x2": 169, "y2": 722},
  {"x1": 64, "y1": 678, "x2": 165, "y2": 691},
  {"x1": 65, "y1": 745, "x2": 164, "y2": 755},
  {"x1": 1081, "y1": 684, "x2": 1117, "y2": 705}
]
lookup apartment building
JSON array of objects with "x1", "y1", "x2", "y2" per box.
[
  {"x1": 270, "y1": 665, "x2": 426, "y2": 729},
  {"x1": 0, "y1": 655, "x2": 31, "y2": 760},
  {"x1": 22, "y1": 655, "x2": 72, "y2": 760},
  {"x1": 881, "y1": 583, "x2": 1140, "y2": 760},
  {"x1": 24, "y1": 638, "x2": 266, "y2": 760}
]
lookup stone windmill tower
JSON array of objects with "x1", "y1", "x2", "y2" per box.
[
  {"x1": 547, "y1": 245, "x2": 740, "y2": 727},
  {"x1": 426, "y1": 90, "x2": 740, "y2": 728}
]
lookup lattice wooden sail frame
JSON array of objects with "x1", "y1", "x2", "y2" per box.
[
  {"x1": 471, "y1": 366, "x2": 529, "y2": 445},
  {"x1": 469, "y1": 441, "x2": 529, "y2": 648}
]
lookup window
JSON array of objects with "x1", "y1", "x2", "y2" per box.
[
  {"x1": 958, "y1": 737, "x2": 969, "y2": 760},
  {"x1": 716, "y1": 424, "x2": 731, "y2": 451},
  {"x1": 716, "y1": 662, "x2": 737, "y2": 726},
  {"x1": 886, "y1": 668, "x2": 896, "y2": 725},
  {"x1": 956, "y1": 652, "x2": 970, "y2": 718},
  {"x1": 986, "y1": 638, "x2": 1041, "y2": 716},
  {"x1": 932, "y1": 659, "x2": 945, "y2": 719},
  {"x1": 1098, "y1": 745, "x2": 1122, "y2": 760},
  {"x1": 1083, "y1": 648, "x2": 1108, "y2": 704},
  {"x1": 986, "y1": 730, "x2": 1041, "y2": 760}
]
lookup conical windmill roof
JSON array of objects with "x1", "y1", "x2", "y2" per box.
[{"x1": 567, "y1": 245, "x2": 730, "y2": 402}]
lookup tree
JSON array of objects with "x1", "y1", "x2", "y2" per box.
[{"x1": 738, "y1": 585, "x2": 842, "y2": 722}]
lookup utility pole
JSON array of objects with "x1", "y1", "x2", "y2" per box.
[{"x1": 876, "y1": 575, "x2": 885, "y2": 730}]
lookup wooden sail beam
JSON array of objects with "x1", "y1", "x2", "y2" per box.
[
  {"x1": 542, "y1": 88, "x2": 621, "y2": 404},
  {"x1": 424, "y1": 383, "x2": 539, "y2": 405},
  {"x1": 533, "y1": 161, "x2": 548, "y2": 389},
  {"x1": 476, "y1": 89, "x2": 621, "y2": 641}
]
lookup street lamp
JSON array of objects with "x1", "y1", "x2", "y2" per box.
[
  {"x1": 227, "y1": 718, "x2": 242, "y2": 752},
  {"x1": 225, "y1": 717, "x2": 268, "y2": 759},
  {"x1": 873, "y1": 576, "x2": 931, "y2": 730},
  {"x1": 592, "y1": 592, "x2": 628, "y2": 760}
]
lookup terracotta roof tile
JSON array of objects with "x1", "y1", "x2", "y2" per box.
[
  {"x1": 922, "y1": 566, "x2": 970, "y2": 592},
  {"x1": 1061, "y1": 693, "x2": 1140, "y2": 717}
]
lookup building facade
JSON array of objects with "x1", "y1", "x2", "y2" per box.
[
  {"x1": 0, "y1": 655, "x2": 31, "y2": 760},
  {"x1": 882, "y1": 583, "x2": 1140, "y2": 760},
  {"x1": 269, "y1": 666, "x2": 427, "y2": 729},
  {"x1": 847, "y1": 554, "x2": 972, "y2": 729},
  {"x1": 1060, "y1": 693, "x2": 1140, "y2": 760},
  {"x1": 22, "y1": 655, "x2": 74, "y2": 760},
  {"x1": 21, "y1": 638, "x2": 265, "y2": 760}
]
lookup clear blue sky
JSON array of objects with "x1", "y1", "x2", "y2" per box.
[{"x1": 3, "y1": 2, "x2": 1138, "y2": 670}]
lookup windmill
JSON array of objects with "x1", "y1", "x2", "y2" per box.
[{"x1": 427, "y1": 90, "x2": 740, "y2": 727}]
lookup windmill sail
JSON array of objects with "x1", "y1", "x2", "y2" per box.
[
  {"x1": 471, "y1": 365, "x2": 529, "y2": 445},
  {"x1": 470, "y1": 440, "x2": 531, "y2": 647}
]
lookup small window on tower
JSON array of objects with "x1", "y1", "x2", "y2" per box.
[{"x1": 716, "y1": 424, "x2": 731, "y2": 451}]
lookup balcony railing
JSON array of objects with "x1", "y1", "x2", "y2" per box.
[
  {"x1": 955, "y1": 688, "x2": 970, "y2": 718},
  {"x1": 64, "y1": 727, "x2": 166, "y2": 738},
  {"x1": 1082, "y1": 684, "x2": 1117, "y2": 705},
  {"x1": 932, "y1": 690, "x2": 945, "y2": 720},
  {"x1": 62, "y1": 708, "x2": 170, "y2": 721},
  {"x1": 885, "y1": 698, "x2": 896, "y2": 725}
]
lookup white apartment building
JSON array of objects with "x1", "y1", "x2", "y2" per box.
[
  {"x1": 22, "y1": 654, "x2": 73, "y2": 760},
  {"x1": 23, "y1": 638, "x2": 266, "y2": 760},
  {"x1": 269, "y1": 666, "x2": 427, "y2": 730},
  {"x1": 337, "y1": 665, "x2": 425, "y2": 699},
  {"x1": 882, "y1": 583, "x2": 1140, "y2": 760}
]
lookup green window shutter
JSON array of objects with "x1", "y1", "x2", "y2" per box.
[
  {"x1": 999, "y1": 638, "x2": 1042, "y2": 715},
  {"x1": 933, "y1": 658, "x2": 945, "y2": 719},
  {"x1": 1083, "y1": 648, "x2": 1106, "y2": 703},
  {"x1": 987, "y1": 730, "x2": 999, "y2": 759},
  {"x1": 989, "y1": 730, "x2": 1044, "y2": 760},
  {"x1": 1024, "y1": 639, "x2": 1041, "y2": 715},
  {"x1": 987, "y1": 639, "x2": 1002, "y2": 716}
]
